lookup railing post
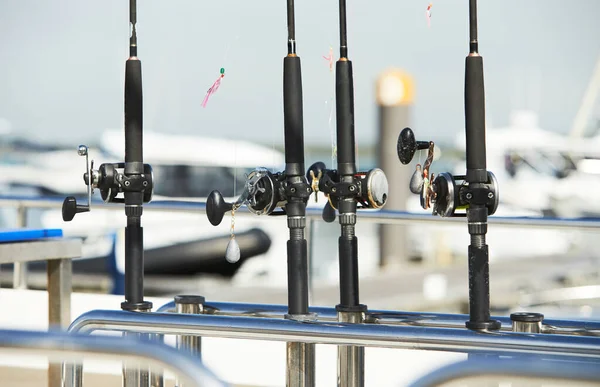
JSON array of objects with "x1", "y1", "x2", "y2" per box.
[
  {"x1": 13, "y1": 205, "x2": 28, "y2": 289},
  {"x1": 47, "y1": 257, "x2": 72, "y2": 387}
]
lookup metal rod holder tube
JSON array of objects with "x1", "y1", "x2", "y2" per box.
[
  {"x1": 286, "y1": 341, "x2": 315, "y2": 387},
  {"x1": 175, "y1": 295, "x2": 205, "y2": 359},
  {"x1": 337, "y1": 309, "x2": 366, "y2": 387},
  {"x1": 511, "y1": 312, "x2": 544, "y2": 334},
  {"x1": 123, "y1": 331, "x2": 148, "y2": 387},
  {"x1": 173, "y1": 295, "x2": 205, "y2": 387},
  {"x1": 122, "y1": 307, "x2": 152, "y2": 387},
  {"x1": 151, "y1": 333, "x2": 165, "y2": 387}
]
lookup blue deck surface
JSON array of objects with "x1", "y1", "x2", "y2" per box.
[{"x1": 0, "y1": 229, "x2": 63, "y2": 243}]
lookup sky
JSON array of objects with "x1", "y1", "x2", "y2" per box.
[{"x1": 0, "y1": 0, "x2": 599, "y2": 148}]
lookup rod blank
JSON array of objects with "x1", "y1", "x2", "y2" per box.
[
  {"x1": 338, "y1": 0, "x2": 348, "y2": 58},
  {"x1": 124, "y1": 59, "x2": 143, "y2": 166},
  {"x1": 283, "y1": 56, "x2": 305, "y2": 168}
]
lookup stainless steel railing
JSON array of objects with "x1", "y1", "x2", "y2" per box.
[
  {"x1": 155, "y1": 300, "x2": 600, "y2": 337},
  {"x1": 63, "y1": 307, "x2": 600, "y2": 387},
  {"x1": 62, "y1": 308, "x2": 600, "y2": 387},
  {"x1": 68, "y1": 310, "x2": 600, "y2": 359},
  {"x1": 0, "y1": 328, "x2": 227, "y2": 387},
  {"x1": 408, "y1": 358, "x2": 600, "y2": 387},
  {"x1": 0, "y1": 194, "x2": 599, "y2": 230}
]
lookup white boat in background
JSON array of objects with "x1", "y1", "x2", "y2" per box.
[
  {"x1": 453, "y1": 110, "x2": 600, "y2": 218},
  {"x1": 23, "y1": 130, "x2": 293, "y2": 288},
  {"x1": 407, "y1": 110, "x2": 600, "y2": 262}
]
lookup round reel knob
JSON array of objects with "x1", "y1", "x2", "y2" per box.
[
  {"x1": 364, "y1": 168, "x2": 388, "y2": 209},
  {"x1": 397, "y1": 127, "x2": 430, "y2": 165},
  {"x1": 206, "y1": 190, "x2": 233, "y2": 226}
]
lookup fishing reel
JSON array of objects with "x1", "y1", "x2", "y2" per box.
[
  {"x1": 306, "y1": 162, "x2": 389, "y2": 223},
  {"x1": 206, "y1": 167, "x2": 307, "y2": 226},
  {"x1": 61, "y1": 145, "x2": 154, "y2": 221},
  {"x1": 206, "y1": 167, "x2": 312, "y2": 263},
  {"x1": 397, "y1": 127, "x2": 498, "y2": 217}
]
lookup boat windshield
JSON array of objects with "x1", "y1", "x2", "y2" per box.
[
  {"x1": 152, "y1": 165, "x2": 254, "y2": 199},
  {"x1": 504, "y1": 150, "x2": 576, "y2": 179}
]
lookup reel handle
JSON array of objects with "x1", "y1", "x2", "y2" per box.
[
  {"x1": 207, "y1": 168, "x2": 282, "y2": 227},
  {"x1": 322, "y1": 201, "x2": 337, "y2": 223},
  {"x1": 307, "y1": 162, "x2": 337, "y2": 222},
  {"x1": 62, "y1": 196, "x2": 90, "y2": 222},
  {"x1": 206, "y1": 190, "x2": 233, "y2": 226},
  {"x1": 397, "y1": 127, "x2": 430, "y2": 165},
  {"x1": 306, "y1": 161, "x2": 327, "y2": 182},
  {"x1": 61, "y1": 145, "x2": 96, "y2": 222}
]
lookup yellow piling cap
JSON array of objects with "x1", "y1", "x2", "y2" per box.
[{"x1": 376, "y1": 69, "x2": 415, "y2": 106}]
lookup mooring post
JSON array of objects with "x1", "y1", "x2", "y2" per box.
[{"x1": 376, "y1": 69, "x2": 414, "y2": 268}]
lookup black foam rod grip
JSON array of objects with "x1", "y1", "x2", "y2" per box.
[
  {"x1": 335, "y1": 60, "x2": 356, "y2": 177},
  {"x1": 338, "y1": 236, "x2": 359, "y2": 307},
  {"x1": 283, "y1": 56, "x2": 305, "y2": 169},
  {"x1": 467, "y1": 244, "x2": 491, "y2": 324},
  {"x1": 125, "y1": 222, "x2": 144, "y2": 305},
  {"x1": 125, "y1": 58, "x2": 143, "y2": 165},
  {"x1": 464, "y1": 55, "x2": 486, "y2": 182},
  {"x1": 287, "y1": 239, "x2": 309, "y2": 315}
]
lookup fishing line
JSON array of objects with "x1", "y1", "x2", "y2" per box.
[
  {"x1": 324, "y1": 45, "x2": 337, "y2": 168},
  {"x1": 233, "y1": 141, "x2": 237, "y2": 196},
  {"x1": 321, "y1": 9, "x2": 336, "y2": 169},
  {"x1": 272, "y1": 138, "x2": 276, "y2": 173}
]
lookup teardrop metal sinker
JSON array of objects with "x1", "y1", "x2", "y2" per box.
[
  {"x1": 225, "y1": 237, "x2": 241, "y2": 263},
  {"x1": 205, "y1": 167, "x2": 287, "y2": 265},
  {"x1": 409, "y1": 165, "x2": 424, "y2": 195}
]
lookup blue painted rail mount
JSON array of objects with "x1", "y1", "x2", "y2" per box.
[{"x1": 0, "y1": 229, "x2": 63, "y2": 243}]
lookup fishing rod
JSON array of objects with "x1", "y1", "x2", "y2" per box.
[
  {"x1": 205, "y1": 1, "x2": 315, "y2": 385},
  {"x1": 61, "y1": 0, "x2": 154, "y2": 313},
  {"x1": 305, "y1": 1, "x2": 389, "y2": 385},
  {"x1": 396, "y1": 0, "x2": 500, "y2": 331},
  {"x1": 307, "y1": 0, "x2": 388, "y2": 309}
]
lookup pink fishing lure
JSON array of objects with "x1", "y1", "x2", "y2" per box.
[
  {"x1": 202, "y1": 68, "x2": 225, "y2": 108},
  {"x1": 323, "y1": 47, "x2": 334, "y2": 72},
  {"x1": 426, "y1": 3, "x2": 433, "y2": 27}
]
